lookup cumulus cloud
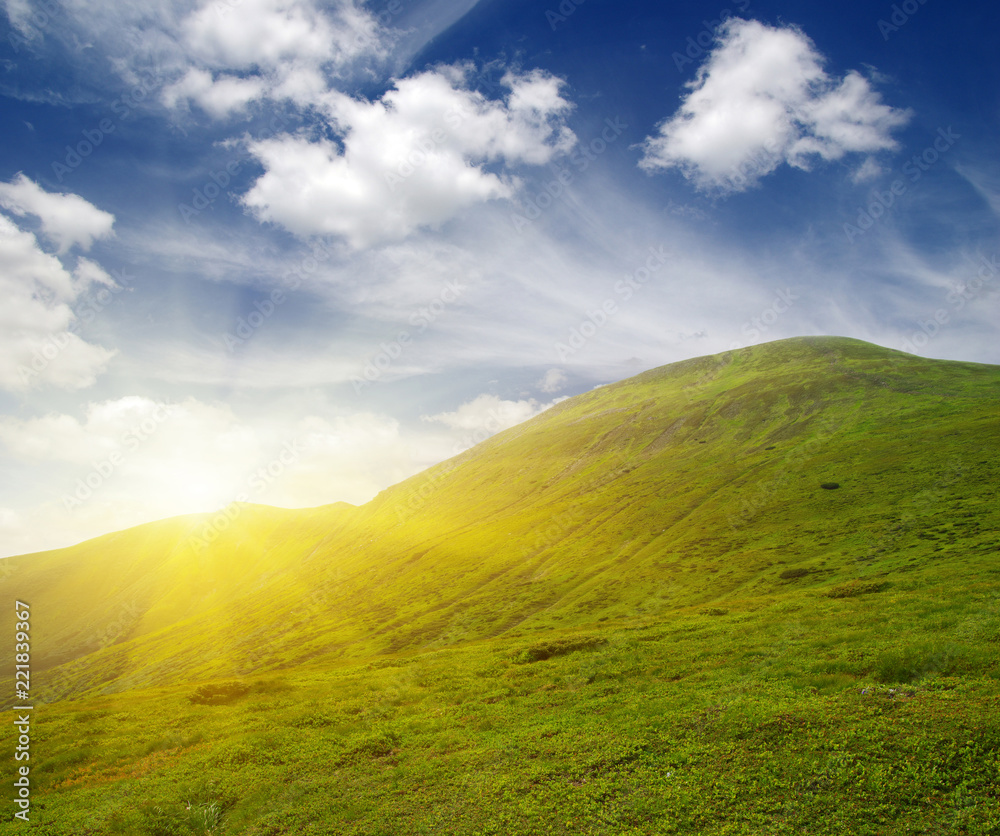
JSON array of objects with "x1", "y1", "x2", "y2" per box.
[
  {"x1": 4, "y1": 0, "x2": 386, "y2": 117},
  {"x1": 162, "y1": 68, "x2": 268, "y2": 119},
  {"x1": 183, "y1": 0, "x2": 379, "y2": 70},
  {"x1": 0, "y1": 214, "x2": 117, "y2": 391},
  {"x1": 537, "y1": 368, "x2": 569, "y2": 393},
  {"x1": 0, "y1": 397, "x2": 465, "y2": 556},
  {"x1": 241, "y1": 65, "x2": 576, "y2": 248},
  {"x1": 0, "y1": 174, "x2": 115, "y2": 252},
  {"x1": 0, "y1": 396, "x2": 262, "y2": 554},
  {"x1": 275, "y1": 412, "x2": 450, "y2": 507},
  {"x1": 421, "y1": 394, "x2": 559, "y2": 452},
  {"x1": 161, "y1": 0, "x2": 385, "y2": 117},
  {"x1": 0, "y1": 396, "x2": 273, "y2": 523},
  {"x1": 639, "y1": 18, "x2": 911, "y2": 191},
  {"x1": 0, "y1": 396, "x2": 255, "y2": 467}
]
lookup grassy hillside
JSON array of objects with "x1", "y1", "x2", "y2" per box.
[{"x1": 2, "y1": 336, "x2": 999, "y2": 834}]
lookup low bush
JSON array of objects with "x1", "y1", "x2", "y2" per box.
[
  {"x1": 337, "y1": 730, "x2": 402, "y2": 765},
  {"x1": 874, "y1": 643, "x2": 984, "y2": 684},
  {"x1": 188, "y1": 681, "x2": 251, "y2": 705},
  {"x1": 512, "y1": 636, "x2": 609, "y2": 664},
  {"x1": 825, "y1": 580, "x2": 889, "y2": 598}
]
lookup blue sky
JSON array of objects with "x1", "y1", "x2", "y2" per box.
[{"x1": 0, "y1": 0, "x2": 997, "y2": 556}]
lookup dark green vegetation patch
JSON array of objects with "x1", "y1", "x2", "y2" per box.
[
  {"x1": 825, "y1": 579, "x2": 890, "y2": 598},
  {"x1": 779, "y1": 567, "x2": 811, "y2": 580},
  {"x1": 188, "y1": 681, "x2": 252, "y2": 705},
  {"x1": 512, "y1": 635, "x2": 610, "y2": 664}
]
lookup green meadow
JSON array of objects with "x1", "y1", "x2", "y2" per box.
[{"x1": 2, "y1": 337, "x2": 999, "y2": 834}]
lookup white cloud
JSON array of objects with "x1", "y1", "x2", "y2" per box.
[
  {"x1": 2, "y1": 0, "x2": 37, "y2": 36},
  {"x1": 162, "y1": 68, "x2": 268, "y2": 119},
  {"x1": 182, "y1": 0, "x2": 378, "y2": 71},
  {"x1": 0, "y1": 174, "x2": 115, "y2": 252},
  {"x1": 0, "y1": 396, "x2": 263, "y2": 520},
  {"x1": 0, "y1": 395, "x2": 260, "y2": 556},
  {"x1": 851, "y1": 156, "x2": 885, "y2": 184},
  {"x1": 537, "y1": 368, "x2": 568, "y2": 393},
  {"x1": 0, "y1": 396, "x2": 464, "y2": 556},
  {"x1": 241, "y1": 65, "x2": 576, "y2": 248},
  {"x1": 0, "y1": 214, "x2": 117, "y2": 392},
  {"x1": 4, "y1": 0, "x2": 388, "y2": 117},
  {"x1": 422, "y1": 393, "x2": 556, "y2": 449},
  {"x1": 162, "y1": 0, "x2": 386, "y2": 117},
  {"x1": 275, "y1": 412, "x2": 450, "y2": 507},
  {"x1": 639, "y1": 18, "x2": 911, "y2": 191},
  {"x1": 0, "y1": 396, "x2": 256, "y2": 466}
]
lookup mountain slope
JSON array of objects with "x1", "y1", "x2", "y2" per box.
[
  {"x1": 3, "y1": 336, "x2": 999, "y2": 701},
  {"x1": 2, "y1": 336, "x2": 999, "y2": 836}
]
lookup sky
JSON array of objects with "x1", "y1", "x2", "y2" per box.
[{"x1": 0, "y1": 0, "x2": 997, "y2": 557}]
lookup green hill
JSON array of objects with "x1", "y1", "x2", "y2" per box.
[{"x1": 2, "y1": 336, "x2": 999, "y2": 835}]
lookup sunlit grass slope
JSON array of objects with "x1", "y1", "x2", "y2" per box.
[
  {"x1": 3, "y1": 503, "x2": 356, "y2": 685},
  {"x1": 7, "y1": 336, "x2": 996, "y2": 698},
  {"x1": 1, "y1": 336, "x2": 998, "y2": 834}
]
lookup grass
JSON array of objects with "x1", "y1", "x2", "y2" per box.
[
  {"x1": 2, "y1": 595, "x2": 998, "y2": 834},
  {"x1": 1, "y1": 336, "x2": 999, "y2": 833}
]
